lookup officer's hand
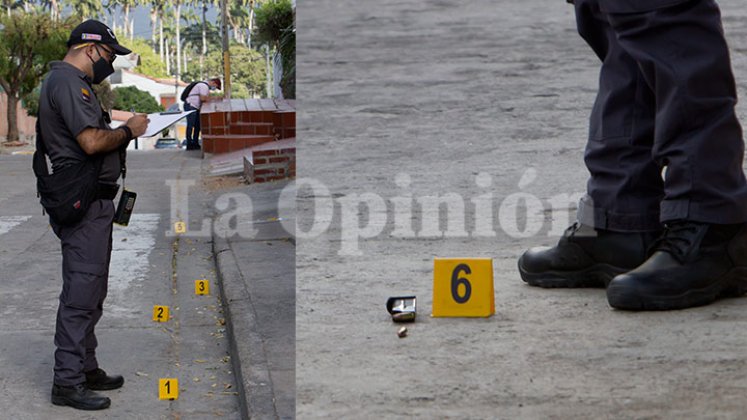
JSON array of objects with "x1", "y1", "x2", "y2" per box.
[{"x1": 126, "y1": 114, "x2": 150, "y2": 138}]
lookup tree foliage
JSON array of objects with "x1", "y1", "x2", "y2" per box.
[
  {"x1": 254, "y1": 0, "x2": 292, "y2": 48},
  {"x1": 113, "y1": 85, "x2": 164, "y2": 113},
  {"x1": 3, "y1": 1, "x2": 295, "y2": 141},
  {"x1": 182, "y1": 43, "x2": 265, "y2": 98},
  {"x1": 254, "y1": 0, "x2": 294, "y2": 98},
  {"x1": 127, "y1": 37, "x2": 170, "y2": 79},
  {"x1": 278, "y1": 17, "x2": 294, "y2": 98},
  {"x1": 0, "y1": 11, "x2": 73, "y2": 142},
  {"x1": 93, "y1": 80, "x2": 116, "y2": 112},
  {"x1": 68, "y1": 0, "x2": 103, "y2": 21}
]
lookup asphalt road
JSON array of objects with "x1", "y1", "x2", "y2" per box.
[
  {"x1": 0, "y1": 151, "x2": 241, "y2": 419},
  {"x1": 297, "y1": 0, "x2": 747, "y2": 418}
]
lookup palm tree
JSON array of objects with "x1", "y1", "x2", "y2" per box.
[
  {"x1": 161, "y1": 17, "x2": 175, "y2": 74},
  {"x1": 182, "y1": 20, "x2": 218, "y2": 79},
  {"x1": 149, "y1": 0, "x2": 167, "y2": 50},
  {"x1": 200, "y1": 0, "x2": 217, "y2": 76},
  {"x1": 1, "y1": 0, "x2": 20, "y2": 17},
  {"x1": 246, "y1": 0, "x2": 260, "y2": 47},
  {"x1": 180, "y1": 6, "x2": 198, "y2": 73},
  {"x1": 65, "y1": 0, "x2": 103, "y2": 21},
  {"x1": 119, "y1": 0, "x2": 140, "y2": 39},
  {"x1": 149, "y1": 0, "x2": 170, "y2": 62},
  {"x1": 173, "y1": 0, "x2": 185, "y2": 81},
  {"x1": 39, "y1": 0, "x2": 60, "y2": 20},
  {"x1": 227, "y1": 0, "x2": 250, "y2": 45}
]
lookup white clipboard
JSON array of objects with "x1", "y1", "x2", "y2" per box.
[{"x1": 141, "y1": 110, "x2": 195, "y2": 138}]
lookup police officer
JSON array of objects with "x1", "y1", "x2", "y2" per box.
[
  {"x1": 518, "y1": 0, "x2": 747, "y2": 310},
  {"x1": 39, "y1": 20, "x2": 148, "y2": 410}
]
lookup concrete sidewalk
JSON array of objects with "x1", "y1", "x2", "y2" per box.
[
  {"x1": 298, "y1": 0, "x2": 747, "y2": 418},
  {"x1": 207, "y1": 175, "x2": 296, "y2": 420}
]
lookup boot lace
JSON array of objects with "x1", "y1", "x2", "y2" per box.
[
  {"x1": 649, "y1": 222, "x2": 702, "y2": 262},
  {"x1": 563, "y1": 222, "x2": 581, "y2": 238}
]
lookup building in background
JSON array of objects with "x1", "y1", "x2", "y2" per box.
[{"x1": 111, "y1": 53, "x2": 188, "y2": 109}]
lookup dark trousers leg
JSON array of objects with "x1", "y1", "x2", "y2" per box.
[
  {"x1": 185, "y1": 103, "x2": 196, "y2": 145},
  {"x1": 574, "y1": 0, "x2": 664, "y2": 232},
  {"x1": 194, "y1": 109, "x2": 201, "y2": 145},
  {"x1": 52, "y1": 200, "x2": 114, "y2": 386},
  {"x1": 83, "y1": 224, "x2": 111, "y2": 372},
  {"x1": 606, "y1": 0, "x2": 747, "y2": 224},
  {"x1": 184, "y1": 104, "x2": 201, "y2": 149}
]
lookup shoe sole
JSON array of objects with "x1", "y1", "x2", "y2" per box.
[
  {"x1": 607, "y1": 267, "x2": 747, "y2": 311},
  {"x1": 518, "y1": 257, "x2": 628, "y2": 288},
  {"x1": 51, "y1": 395, "x2": 111, "y2": 410}
]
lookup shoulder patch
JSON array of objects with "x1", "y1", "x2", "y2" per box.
[{"x1": 81, "y1": 88, "x2": 90, "y2": 101}]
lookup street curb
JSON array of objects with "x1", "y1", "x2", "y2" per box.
[{"x1": 212, "y1": 235, "x2": 279, "y2": 420}]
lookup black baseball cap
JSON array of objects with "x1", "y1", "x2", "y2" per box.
[{"x1": 67, "y1": 20, "x2": 132, "y2": 55}]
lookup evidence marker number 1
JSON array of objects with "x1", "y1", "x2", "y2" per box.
[{"x1": 159, "y1": 378, "x2": 178, "y2": 400}]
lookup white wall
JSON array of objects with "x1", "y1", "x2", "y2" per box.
[{"x1": 111, "y1": 70, "x2": 186, "y2": 106}]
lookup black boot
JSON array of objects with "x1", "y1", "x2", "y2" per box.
[
  {"x1": 51, "y1": 383, "x2": 111, "y2": 410},
  {"x1": 85, "y1": 368, "x2": 124, "y2": 391},
  {"x1": 607, "y1": 221, "x2": 747, "y2": 310},
  {"x1": 518, "y1": 223, "x2": 660, "y2": 288}
]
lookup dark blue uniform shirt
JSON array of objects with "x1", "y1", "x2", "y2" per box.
[{"x1": 38, "y1": 61, "x2": 121, "y2": 183}]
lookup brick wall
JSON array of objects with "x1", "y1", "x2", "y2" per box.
[
  {"x1": 200, "y1": 99, "x2": 296, "y2": 155},
  {"x1": 243, "y1": 139, "x2": 296, "y2": 184},
  {"x1": 247, "y1": 147, "x2": 296, "y2": 183}
]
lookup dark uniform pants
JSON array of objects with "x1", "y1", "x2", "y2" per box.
[
  {"x1": 574, "y1": 0, "x2": 747, "y2": 231},
  {"x1": 51, "y1": 199, "x2": 114, "y2": 386},
  {"x1": 184, "y1": 103, "x2": 201, "y2": 148}
]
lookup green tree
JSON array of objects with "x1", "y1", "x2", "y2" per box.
[
  {"x1": 127, "y1": 37, "x2": 169, "y2": 78},
  {"x1": 182, "y1": 20, "x2": 219, "y2": 79},
  {"x1": 254, "y1": 0, "x2": 292, "y2": 47},
  {"x1": 21, "y1": 84, "x2": 41, "y2": 117},
  {"x1": 0, "y1": 11, "x2": 73, "y2": 143},
  {"x1": 147, "y1": 0, "x2": 169, "y2": 60},
  {"x1": 227, "y1": 0, "x2": 250, "y2": 45},
  {"x1": 113, "y1": 85, "x2": 164, "y2": 113},
  {"x1": 1, "y1": 0, "x2": 21, "y2": 17},
  {"x1": 254, "y1": 0, "x2": 294, "y2": 98},
  {"x1": 277, "y1": 15, "x2": 294, "y2": 98},
  {"x1": 182, "y1": 43, "x2": 264, "y2": 98},
  {"x1": 92, "y1": 80, "x2": 115, "y2": 112}
]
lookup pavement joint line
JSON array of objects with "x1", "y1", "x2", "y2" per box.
[
  {"x1": 212, "y1": 231, "x2": 279, "y2": 420},
  {"x1": 245, "y1": 237, "x2": 293, "y2": 243}
]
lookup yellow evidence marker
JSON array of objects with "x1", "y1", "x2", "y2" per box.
[
  {"x1": 432, "y1": 258, "x2": 494, "y2": 317},
  {"x1": 174, "y1": 221, "x2": 186, "y2": 234},
  {"x1": 159, "y1": 378, "x2": 178, "y2": 400},
  {"x1": 153, "y1": 305, "x2": 169, "y2": 322},
  {"x1": 195, "y1": 279, "x2": 209, "y2": 295}
]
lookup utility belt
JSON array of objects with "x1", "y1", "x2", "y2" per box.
[{"x1": 96, "y1": 182, "x2": 120, "y2": 200}]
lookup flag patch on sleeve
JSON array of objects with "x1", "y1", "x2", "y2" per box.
[{"x1": 81, "y1": 88, "x2": 90, "y2": 101}]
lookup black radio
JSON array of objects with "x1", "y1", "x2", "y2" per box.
[{"x1": 114, "y1": 190, "x2": 137, "y2": 226}]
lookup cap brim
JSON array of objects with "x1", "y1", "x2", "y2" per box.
[{"x1": 110, "y1": 44, "x2": 132, "y2": 55}]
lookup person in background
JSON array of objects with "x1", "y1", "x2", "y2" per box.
[{"x1": 183, "y1": 77, "x2": 221, "y2": 150}]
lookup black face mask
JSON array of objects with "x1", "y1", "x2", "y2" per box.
[{"x1": 88, "y1": 48, "x2": 114, "y2": 84}]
